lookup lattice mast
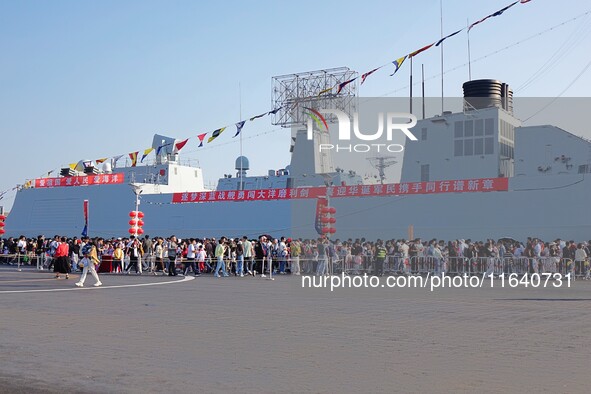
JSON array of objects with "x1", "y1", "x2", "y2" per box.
[{"x1": 271, "y1": 67, "x2": 357, "y2": 128}]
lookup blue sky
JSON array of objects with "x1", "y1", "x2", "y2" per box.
[{"x1": 1, "y1": 0, "x2": 590, "y2": 209}]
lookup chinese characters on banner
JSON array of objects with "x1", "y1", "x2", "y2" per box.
[
  {"x1": 34, "y1": 174, "x2": 125, "y2": 188},
  {"x1": 172, "y1": 177, "x2": 508, "y2": 204}
]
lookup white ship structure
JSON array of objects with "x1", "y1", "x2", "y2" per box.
[{"x1": 5, "y1": 80, "x2": 591, "y2": 241}]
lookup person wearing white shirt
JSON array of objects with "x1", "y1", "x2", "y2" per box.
[
  {"x1": 242, "y1": 236, "x2": 254, "y2": 275},
  {"x1": 399, "y1": 241, "x2": 410, "y2": 274},
  {"x1": 184, "y1": 239, "x2": 200, "y2": 276}
]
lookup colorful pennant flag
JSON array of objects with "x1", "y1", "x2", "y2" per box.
[
  {"x1": 408, "y1": 43, "x2": 434, "y2": 58},
  {"x1": 492, "y1": 1, "x2": 519, "y2": 16},
  {"x1": 469, "y1": 1, "x2": 519, "y2": 31},
  {"x1": 155, "y1": 143, "x2": 170, "y2": 156},
  {"x1": 129, "y1": 152, "x2": 138, "y2": 167},
  {"x1": 233, "y1": 121, "x2": 246, "y2": 138},
  {"x1": 304, "y1": 107, "x2": 329, "y2": 131},
  {"x1": 361, "y1": 67, "x2": 380, "y2": 85},
  {"x1": 390, "y1": 56, "x2": 407, "y2": 76},
  {"x1": 141, "y1": 148, "x2": 154, "y2": 163},
  {"x1": 68, "y1": 163, "x2": 77, "y2": 170},
  {"x1": 175, "y1": 139, "x2": 189, "y2": 152},
  {"x1": 249, "y1": 112, "x2": 266, "y2": 121},
  {"x1": 336, "y1": 77, "x2": 357, "y2": 95},
  {"x1": 207, "y1": 127, "x2": 226, "y2": 143},
  {"x1": 197, "y1": 133, "x2": 207, "y2": 147},
  {"x1": 61, "y1": 1, "x2": 531, "y2": 169},
  {"x1": 435, "y1": 28, "x2": 463, "y2": 46}
]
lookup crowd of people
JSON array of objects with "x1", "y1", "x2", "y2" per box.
[{"x1": 1, "y1": 235, "x2": 590, "y2": 283}]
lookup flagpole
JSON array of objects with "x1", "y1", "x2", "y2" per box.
[
  {"x1": 409, "y1": 56, "x2": 413, "y2": 114},
  {"x1": 422, "y1": 64, "x2": 425, "y2": 120},
  {"x1": 440, "y1": 0, "x2": 444, "y2": 113},
  {"x1": 239, "y1": 82, "x2": 243, "y2": 191},
  {"x1": 467, "y1": 18, "x2": 472, "y2": 81}
]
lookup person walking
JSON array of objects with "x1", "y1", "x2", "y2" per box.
[
  {"x1": 125, "y1": 236, "x2": 143, "y2": 275},
  {"x1": 196, "y1": 244, "x2": 207, "y2": 273},
  {"x1": 212, "y1": 237, "x2": 229, "y2": 277},
  {"x1": 112, "y1": 240, "x2": 124, "y2": 273},
  {"x1": 75, "y1": 238, "x2": 102, "y2": 287},
  {"x1": 184, "y1": 239, "x2": 200, "y2": 276},
  {"x1": 235, "y1": 239, "x2": 245, "y2": 277}
]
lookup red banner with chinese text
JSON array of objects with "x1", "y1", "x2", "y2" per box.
[
  {"x1": 34, "y1": 174, "x2": 125, "y2": 188},
  {"x1": 172, "y1": 177, "x2": 508, "y2": 204}
]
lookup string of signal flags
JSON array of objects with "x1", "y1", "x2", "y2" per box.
[{"x1": 60, "y1": 0, "x2": 532, "y2": 173}]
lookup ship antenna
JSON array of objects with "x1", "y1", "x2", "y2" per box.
[
  {"x1": 422, "y1": 64, "x2": 425, "y2": 120},
  {"x1": 409, "y1": 56, "x2": 413, "y2": 114},
  {"x1": 467, "y1": 18, "x2": 472, "y2": 81},
  {"x1": 440, "y1": 0, "x2": 444, "y2": 113},
  {"x1": 239, "y1": 82, "x2": 243, "y2": 191},
  {"x1": 367, "y1": 156, "x2": 397, "y2": 184}
]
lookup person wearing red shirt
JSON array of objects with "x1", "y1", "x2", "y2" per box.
[{"x1": 53, "y1": 236, "x2": 71, "y2": 279}]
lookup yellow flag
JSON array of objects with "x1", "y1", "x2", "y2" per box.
[{"x1": 141, "y1": 148, "x2": 154, "y2": 162}]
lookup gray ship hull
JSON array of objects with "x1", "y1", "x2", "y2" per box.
[{"x1": 5, "y1": 174, "x2": 590, "y2": 242}]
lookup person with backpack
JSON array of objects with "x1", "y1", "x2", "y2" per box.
[{"x1": 75, "y1": 238, "x2": 102, "y2": 287}]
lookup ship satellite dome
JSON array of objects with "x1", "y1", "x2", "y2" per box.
[
  {"x1": 102, "y1": 161, "x2": 112, "y2": 174},
  {"x1": 235, "y1": 156, "x2": 250, "y2": 171}
]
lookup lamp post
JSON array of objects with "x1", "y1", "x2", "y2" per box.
[
  {"x1": 131, "y1": 184, "x2": 143, "y2": 237},
  {"x1": 323, "y1": 175, "x2": 334, "y2": 277}
]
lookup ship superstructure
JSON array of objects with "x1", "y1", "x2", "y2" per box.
[{"x1": 4, "y1": 79, "x2": 591, "y2": 240}]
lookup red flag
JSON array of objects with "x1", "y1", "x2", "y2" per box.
[
  {"x1": 409, "y1": 43, "x2": 434, "y2": 58},
  {"x1": 197, "y1": 133, "x2": 207, "y2": 148},
  {"x1": 175, "y1": 138, "x2": 189, "y2": 152}
]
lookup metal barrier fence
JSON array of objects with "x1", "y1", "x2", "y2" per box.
[
  {"x1": 299, "y1": 254, "x2": 587, "y2": 279},
  {"x1": 3, "y1": 252, "x2": 588, "y2": 280}
]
